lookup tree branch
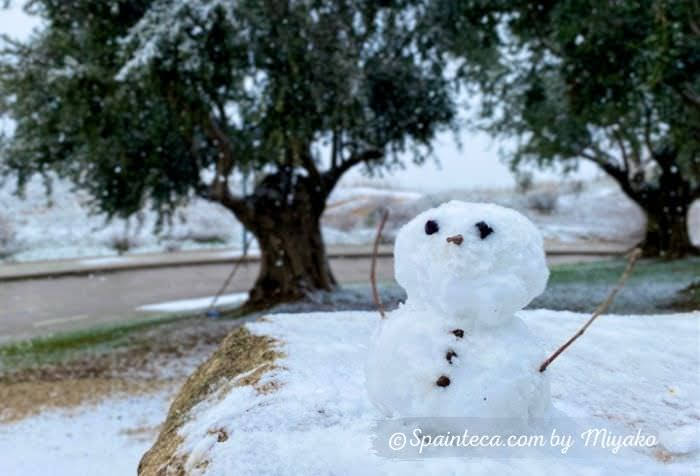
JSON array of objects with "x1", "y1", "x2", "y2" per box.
[
  {"x1": 539, "y1": 248, "x2": 642, "y2": 372},
  {"x1": 611, "y1": 128, "x2": 630, "y2": 173},
  {"x1": 580, "y1": 148, "x2": 644, "y2": 204},
  {"x1": 330, "y1": 129, "x2": 339, "y2": 170},
  {"x1": 199, "y1": 181, "x2": 252, "y2": 223},
  {"x1": 322, "y1": 148, "x2": 383, "y2": 194},
  {"x1": 205, "y1": 112, "x2": 235, "y2": 180},
  {"x1": 680, "y1": 85, "x2": 700, "y2": 110},
  {"x1": 298, "y1": 143, "x2": 322, "y2": 184},
  {"x1": 371, "y1": 208, "x2": 389, "y2": 319},
  {"x1": 199, "y1": 112, "x2": 253, "y2": 222},
  {"x1": 641, "y1": 100, "x2": 656, "y2": 159}
]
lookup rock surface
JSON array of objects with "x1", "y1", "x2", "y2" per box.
[{"x1": 138, "y1": 325, "x2": 280, "y2": 475}]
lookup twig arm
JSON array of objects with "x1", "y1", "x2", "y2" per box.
[
  {"x1": 539, "y1": 248, "x2": 642, "y2": 373},
  {"x1": 371, "y1": 209, "x2": 390, "y2": 319}
]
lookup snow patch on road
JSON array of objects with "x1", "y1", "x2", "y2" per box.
[
  {"x1": 80, "y1": 256, "x2": 138, "y2": 266},
  {"x1": 137, "y1": 292, "x2": 248, "y2": 313}
]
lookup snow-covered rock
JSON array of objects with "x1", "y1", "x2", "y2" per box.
[{"x1": 139, "y1": 309, "x2": 700, "y2": 475}]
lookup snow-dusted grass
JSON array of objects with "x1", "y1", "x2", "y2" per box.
[
  {"x1": 167, "y1": 309, "x2": 698, "y2": 475},
  {"x1": 530, "y1": 257, "x2": 700, "y2": 313}
]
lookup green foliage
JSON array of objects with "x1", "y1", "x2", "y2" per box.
[
  {"x1": 427, "y1": 0, "x2": 700, "y2": 196},
  {"x1": 1, "y1": 0, "x2": 457, "y2": 223},
  {"x1": 0, "y1": 1, "x2": 189, "y2": 219}
]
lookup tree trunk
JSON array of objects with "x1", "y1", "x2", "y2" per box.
[
  {"x1": 641, "y1": 204, "x2": 695, "y2": 259},
  {"x1": 240, "y1": 170, "x2": 336, "y2": 307},
  {"x1": 639, "y1": 169, "x2": 697, "y2": 259}
]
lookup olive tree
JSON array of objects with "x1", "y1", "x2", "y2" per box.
[{"x1": 1, "y1": 0, "x2": 456, "y2": 305}]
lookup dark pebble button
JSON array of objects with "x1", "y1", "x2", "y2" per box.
[
  {"x1": 446, "y1": 350, "x2": 458, "y2": 364},
  {"x1": 436, "y1": 375, "x2": 451, "y2": 387}
]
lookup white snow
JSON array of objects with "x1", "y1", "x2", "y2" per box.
[
  {"x1": 170, "y1": 309, "x2": 700, "y2": 475},
  {"x1": 0, "y1": 174, "x2": 245, "y2": 262},
  {"x1": 658, "y1": 426, "x2": 700, "y2": 455},
  {"x1": 0, "y1": 309, "x2": 697, "y2": 475},
  {"x1": 328, "y1": 186, "x2": 423, "y2": 203},
  {"x1": 137, "y1": 292, "x2": 248, "y2": 313},
  {"x1": 2, "y1": 174, "x2": 698, "y2": 264},
  {"x1": 366, "y1": 202, "x2": 552, "y2": 419},
  {"x1": 116, "y1": 0, "x2": 238, "y2": 80},
  {"x1": 80, "y1": 256, "x2": 137, "y2": 266},
  {"x1": 0, "y1": 390, "x2": 172, "y2": 476}
]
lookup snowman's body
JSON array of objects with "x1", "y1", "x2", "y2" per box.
[{"x1": 365, "y1": 201, "x2": 553, "y2": 420}]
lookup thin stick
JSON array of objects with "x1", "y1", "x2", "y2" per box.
[
  {"x1": 371, "y1": 209, "x2": 390, "y2": 319},
  {"x1": 206, "y1": 236, "x2": 252, "y2": 316},
  {"x1": 539, "y1": 247, "x2": 642, "y2": 373}
]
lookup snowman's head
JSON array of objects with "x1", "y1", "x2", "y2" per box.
[{"x1": 394, "y1": 201, "x2": 549, "y2": 326}]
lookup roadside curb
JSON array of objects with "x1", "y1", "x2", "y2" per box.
[
  {"x1": 0, "y1": 246, "x2": 396, "y2": 282},
  {"x1": 0, "y1": 244, "x2": 629, "y2": 283}
]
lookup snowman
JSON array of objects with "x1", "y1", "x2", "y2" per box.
[{"x1": 365, "y1": 201, "x2": 553, "y2": 421}]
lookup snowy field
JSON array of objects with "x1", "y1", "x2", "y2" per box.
[
  {"x1": 3, "y1": 174, "x2": 698, "y2": 262},
  {"x1": 3, "y1": 309, "x2": 697, "y2": 475}
]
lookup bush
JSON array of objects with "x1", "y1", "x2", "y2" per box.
[{"x1": 527, "y1": 191, "x2": 558, "y2": 215}]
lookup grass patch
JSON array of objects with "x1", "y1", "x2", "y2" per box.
[
  {"x1": 0, "y1": 312, "x2": 196, "y2": 372},
  {"x1": 531, "y1": 257, "x2": 700, "y2": 313},
  {"x1": 547, "y1": 257, "x2": 699, "y2": 285},
  {"x1": 0, "y1": 296, "x2": 259, "y2": 372}
]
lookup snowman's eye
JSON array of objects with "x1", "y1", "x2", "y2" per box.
[
  {"x1": 424, "y1": 220, "x2": 439, "y2": 235},
  {"x1": 475, "y1": 221, "x2": 494, "y2": 239}
]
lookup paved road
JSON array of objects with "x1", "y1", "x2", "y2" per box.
[
  {"x1": 0, "y1": 256, "x2": 395, "y2": 342},
  {"x1": 0, "y1": 253, "x2": 613, "y2": 342}
]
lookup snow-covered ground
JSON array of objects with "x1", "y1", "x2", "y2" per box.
[
  {"x1": 0, "y1": 174, "x2": 245, "y2": 261},
  {"x1": 0, "y1": 390, "x2": 173, "y2": 476},
  {"x1": 325, "y1": 179, "x2": 700, "y2": 247},
  {"x1": 8, "y1": 309, "x2": 695, "y2": 475},
  {"x1": 4, "y1": 174, "x2": 697, "y2": 263}
]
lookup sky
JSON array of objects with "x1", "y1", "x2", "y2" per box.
[{"x1": 0, "y1": 3, "x2": 600, "y2": 192}]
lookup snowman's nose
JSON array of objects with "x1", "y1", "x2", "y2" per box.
[{"x1": 446, "y1": 234, "x2": 464, "y2": 246}]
